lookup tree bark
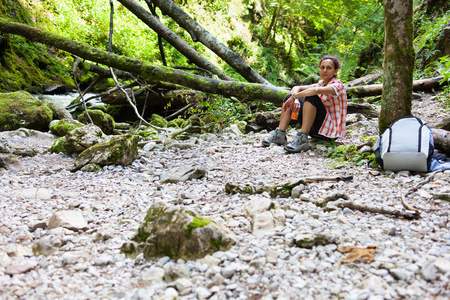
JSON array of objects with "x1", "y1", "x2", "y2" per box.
[
  {"x1": 432, "y1": 128, "x2": 450, "y2": 156},
  {"x1": 0, "y1": 18, "x2": 287, "y2": 102},
  {"x1": 346, "y1": 76, "x2": 446, "y2": 98},
  {"x1": 379, "y1": 0, "x2": 415, "y2": 133},
  {"x1": 116, "y1": 0, "x2": 232, "y2": 81},
  {"x1": 149, "y1": 0, "x2": 271, "y2": 85}
]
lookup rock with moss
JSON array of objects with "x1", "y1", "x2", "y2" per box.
[
  {"x1": 77, "y1": 109, "x2": 115, "y2": 135},
  {"x1": 186, "y1": 115, "x2": 204, "y2": 134},
  {"x1": 49, "y1": 137, "x2": 67, "y2": 154},
  {"x1": 71, "y1": 134, "x2": 140, "y2": 171},
  {"x1": 167, "y1": 118, "x2": 186, "y2": 129},
  {"x1": 253, "y1": 111, "x2": 283, "y2": 131},
  {"x1": 150, "y1": 114, "x2": 168, "y2": 128},
  {"x1": 293, "y1": 233, "x2": 338, "y2": 249},
  {"x1": 121, "y1": 202, "x2": 236, "y2": 260},
  {"x1": 49, "y1": 119, "x2": 84, "y2": 137},
  {"x1": 62, "y1": 124, "x2": 105, "y2": 154},
  {"x1": 0, "y1": 91, "x2": 53, "y2": 132}
]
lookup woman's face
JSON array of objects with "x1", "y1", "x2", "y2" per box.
[{"x1": 319, "y1": 59, "x2": 338, "y2": 84}]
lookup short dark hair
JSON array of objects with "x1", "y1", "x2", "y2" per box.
[{"x1": 319, "y1": 55, "x2": 341, "y2": 70}]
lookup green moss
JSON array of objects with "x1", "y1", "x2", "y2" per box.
[
  {"x1": 49, "y1": 137, "x2": 67, "y2": 154},
  {"x1": 150, "y1": 114, "x2": 168, "y2": 128},
  {"x1": 184, "y1": 213, "x2": 212, "y2": 235},
  {"x1": 0, "y1": 91, "x2": 53, "y2": 131},
  {"x1": 49, "y1": 120, "x2": 82, "y2": 136},
  {"x1": 78, "y1": 109, "x2": 115, "y2": 135},
  {"x1": 210, "y1": 235, "x2": 225, "y2": 249}
]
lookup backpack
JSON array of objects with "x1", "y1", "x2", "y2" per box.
[{"x1": 374, "y1": 116, "x2": 434, "y2": 172}]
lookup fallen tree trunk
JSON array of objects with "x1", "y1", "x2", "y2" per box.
[
  {"x1": 148, "y1": 0, "x2": 271, "y2": 85},
  {"x1": 115, "y1": 0, "x2": 232, "y2": 81},
  {"x1": 346, "y1": 76, "x2": 446, "y2": 98},
  {"x1": 432, "y1": 128, "x2": 450, "y2": 156},
  {"x1": 0, "y1": 18, "x2": 288, "y2": 103}
]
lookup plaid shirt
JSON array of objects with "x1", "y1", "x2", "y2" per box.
[{"x1": 313, "y1": 78, "x2": 347, "y2": 138}]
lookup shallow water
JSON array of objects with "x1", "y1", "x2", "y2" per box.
[{"x1": 38, "y1": 92, "x2": 101, "y2": 108}]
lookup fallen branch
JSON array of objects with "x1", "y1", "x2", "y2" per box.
[
  {"x1": 400, "y1": 170, "x2": 442, "y2": 212},
  {"x1": 334, "y1": 201, "x2": 420, "y2": 220},
  {"x1": 305, "y1": 175, "x2": 353, "y2": 183}
]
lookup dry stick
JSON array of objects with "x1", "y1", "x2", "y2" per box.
[
  {"x1": 165, "y1": 103, "x2": 194, "y2": 121},
  {"x1": 305, "y1": 175, "x2": 353, "y2": 183},
  {"x1": 66, "y1": 94, "x2": 102, "y2": 110},
  {"x1": 109, "y1": 69, "x2": 167, "y2": 133},
  {"x1": 72, "y1": 57, "x2": 93, "y2": 124},
  {"x1": 400, "y1": 170, "x2": 442, "y2": 211},
  {"x1": 334, "y1": 201, "x2": 420, "y2": 220}
]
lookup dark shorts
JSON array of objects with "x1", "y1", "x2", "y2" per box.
[{"x1": 284, "y1": 94, "x2": 333, "y2": 142}]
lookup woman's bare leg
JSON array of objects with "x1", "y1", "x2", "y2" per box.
[
  {"x1": 300, "y1": 101, "x2": 317, "y2": 134},
  {"x1": 278, "y1": 108, "x2": 292, "y2": 131}
]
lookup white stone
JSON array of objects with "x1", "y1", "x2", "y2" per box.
[{"x1": 48, "y1": 211, "x2": 88, "y2": 231}]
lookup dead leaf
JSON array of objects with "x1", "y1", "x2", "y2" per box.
[{"x1": 338, "y1": 245, "x2": 377, "y2": 263}]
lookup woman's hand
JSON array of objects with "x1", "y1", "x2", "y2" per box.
[
  {"x1": 291, "y1": 98, "x2": 301, "y2": 113},
  {"x1": 283, "y1": 97, "x2": 294, "y2": 111},
  {"x1": 282, "y1": 96, "x2": 301, "y2": 112}
]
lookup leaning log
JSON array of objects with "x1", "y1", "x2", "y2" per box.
[
  {"x1": 346, "y1": 76, "x2": 446, "y2": 98},
  {"x1": 0, "y1": 18, "x2": 288, "y2": 103},
  {"x1": 148, "y1": 0, "x2": 271, "y2": 85},
  {"x1": 432, "y1": 128, "x2": 450, "y2": 156},
  {"x1": 116, "y1": 0, "x2": 232, "y2": 81}
]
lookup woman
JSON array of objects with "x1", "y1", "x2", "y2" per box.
[{"x1": 262, "y1": 55, "x2": 347, "y2": 153}]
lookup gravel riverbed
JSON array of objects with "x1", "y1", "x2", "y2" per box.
[{"x1": 1, "y1": 96, "x2": 449, "y2": 300}]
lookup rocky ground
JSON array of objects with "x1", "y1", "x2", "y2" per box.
[{"x1": 0, "y1": 94, "x2": 449, "y2": 300}]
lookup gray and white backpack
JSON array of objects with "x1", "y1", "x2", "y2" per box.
[{"x1": 374, "y1": 116, "x2": 434, "y2": 172}]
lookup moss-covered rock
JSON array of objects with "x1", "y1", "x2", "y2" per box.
[
  {"x1": 49, "y1": 119, "x2": 84, "y2": 137},
  {"x1": 150, "y1": 114, "x2": 168, "y2": 128},
  {"x1": 49, "y1": 137, "x2": 67, "y2": 154},
  {"x1": 77, "y1": 109, "x2": 115, "y2": 135},
  {"x1": 167, "y1": 118, "x2": 187, "y2": 129},
  {"x1": 62, "y1": 124, "x2": 105, "y2": 154},
  {"x1": 0, "y1": 91, "x2": 53, "y2": 131},
  {"x1": 121, "y1": 202, "x2": 236, "y2": 260},
  {"x1": 71, "y1": 134, "x2": 140, "y2": 172}
]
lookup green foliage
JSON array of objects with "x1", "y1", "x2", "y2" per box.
[
  {"x1": 435, "y1": 56, "x2": 450, "y2": 110},
  {"x1": 326, "y1": 137, "x2": 377, "y2": 167},
  {"x1": 414, "y1": 10, "x2": 450, "y2": 75},
  {"x1": 189, "y1": 95, "x2": 248, "y2": 129},
  {"x1": 1, "y1": 0, "x2": 447, "y2": 97}
]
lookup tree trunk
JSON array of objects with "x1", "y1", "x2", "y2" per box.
[
  {"x1": 346, "y1": 76, "x2": 446, "y2": 98},
  {"x1": 116, "y1": 0, "x2": 232, "y2": 81},
  {"x1": 432, "y1": 128, "x2": 450, "y2": 156},
  {"x1": 149, "y1": 0, "x2": 271, "y2": 85},
  {"x1": 0, "y1": 18, "x2": 287, "y2": 102},
  {"x1": 379, "y1": 0, "x2": 415, "y2": 133}
]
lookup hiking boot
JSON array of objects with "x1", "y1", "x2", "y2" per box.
[
  {"x1": 284, "y1": 132, "x2": 311, "y2": 153},
  {"x1": 262, "y1": 129, "x2": 287, "y2": 147}
]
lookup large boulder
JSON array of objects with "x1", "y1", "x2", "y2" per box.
[
  {"x1": 0, "y1": 91, "x2": 53, "y2": 131},
  {"x1": 121, "y1": 202, "x2": 236, "y2": 260},
  {"x1": 78, "y1": 109, "x2": 115, "y2": 135},
  {"x1": 62, "y1": 124, "x2": 105, "y2": 154},
  {"x1": 71, "y1": 134, "x2": 140, "y2": 171}
]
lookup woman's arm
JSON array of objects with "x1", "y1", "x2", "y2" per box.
[{"x1": 293, "y1": 85, "x2": 337, "y2": 99}]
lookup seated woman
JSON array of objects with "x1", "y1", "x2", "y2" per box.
[{"x1": 262, "y1": 55, "x2": 347, "y2": 153}]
